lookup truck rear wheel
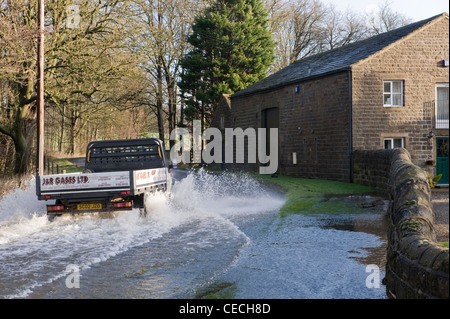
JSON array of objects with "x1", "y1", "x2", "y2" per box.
[
  {"x1": 47, "y1": 212, "x2": 63, "y2": 222},
  {"x1": 137, "y1": 193, "x2": 148, "y2": 216},
  {"x1": 47, "y1": 200, "x2": 63, "y2": 222}
]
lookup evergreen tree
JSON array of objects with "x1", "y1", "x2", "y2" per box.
[{"x1": 179, "y1": 0, "x2": 275, "y2": 129}]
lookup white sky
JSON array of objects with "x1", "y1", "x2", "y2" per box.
[{"x1": 322, "y1": 0, "x2": 449, "y2": 22}]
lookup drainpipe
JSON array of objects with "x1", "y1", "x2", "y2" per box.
[{"x1": 348, "y1": 69, "x2": 353, "y2": 183}]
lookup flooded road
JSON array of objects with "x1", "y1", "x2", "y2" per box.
[{"x1": 0, "y1": 170, "x2": 387, "y2": 299}]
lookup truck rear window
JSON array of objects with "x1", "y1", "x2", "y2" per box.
[{"x1": 85, "y1": 139, "x2": 165, "y2": 172}]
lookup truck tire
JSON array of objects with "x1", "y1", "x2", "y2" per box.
[
  {"x1": 138, "y1": 193, "x2": 148, "y2": 217},
  {"x1": 47, "y1": 200, "x2": 63, "y2": 222}
]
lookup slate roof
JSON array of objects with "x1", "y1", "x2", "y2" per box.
[{"x1": 233, "y1": 13, "x2": 447, "y2": 97}]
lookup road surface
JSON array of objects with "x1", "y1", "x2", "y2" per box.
[{"x1": 0, "y1": 169, "x2": 388, "y2": 299}]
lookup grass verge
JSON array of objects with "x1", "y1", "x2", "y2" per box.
[{"x1": 253, "y1": 174, "x2": 380, "y2": 217}]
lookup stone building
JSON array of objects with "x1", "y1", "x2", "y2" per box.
[{"x1": 211, "y1": 13, "x2": 449, "y2": 184}]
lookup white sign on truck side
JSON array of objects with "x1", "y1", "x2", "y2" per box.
[{"x1": 133, "y1": 168, "x2": 167, "y2": 188}]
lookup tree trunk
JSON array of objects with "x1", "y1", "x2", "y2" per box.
[
  {"x1": 10, "y1": 80, "x2": 35, "y2": 175},
  {"x1": 166, "y1": 76, "x2": 177, "y2": 149},
  {"x1": 68, "y1": 109, "x2": 79, "y2": 155},
  {"x1": 156, "y1": 60, "x2": 165, "y2": 142},
  {"x1": 58, "y1": 104, "x2": 65, "y2": 152},
  {"x1": 12, "y1": 129, "x2": 29, "y2": 175},
  {"x1": 1, "y1": 101, "x2": 33, "y2": 175}
]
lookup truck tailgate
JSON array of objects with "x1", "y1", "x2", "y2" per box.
[{"x1": 38, "y1": 171, "x2": 131, "y2": 199}]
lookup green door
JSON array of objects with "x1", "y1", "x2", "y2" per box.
[{"x1": 436, "y1": 137, "x2": 449, "y2": 185}]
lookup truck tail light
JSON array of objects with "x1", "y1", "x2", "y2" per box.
[
  {"x1": 120, "y1": 191, "x2": 130, "y2": 195},
  {"x1": 113, "y1": 202, "x2": 132, "y2": 208},
  {"x1": 47, "y1": 205, "x2": 65, "y2": 212},
  {"x1": 42, "y1": 195, "x2": 51, "y2": 199}
]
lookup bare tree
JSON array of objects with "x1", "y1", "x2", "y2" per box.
[
  {"x1": 365, "y1": 0, "x2": 413, "y2": 35},
  {"x1": 266, "y1": 0, "x2": 413, "y2": 74},
  {"x1": 290, "y1": 0, "x2": 325, "y2": 61},
  {"x1": 131, "y1": 0, "x2": 208, "y2": 146},
  {"x1": 265, "y1": 0, "x2": 325, "y2": 71},
  {"x1": 0, "y1": 0, "x2": 148, "y2": 170},
  {"x1": 0, "y1": 0, "x2": 39, "y2": 174},
  {"x1": 265, "y1": 0, "x2": 292, "y2": 72},
  {"x1": 320, "y1": 5, "x2": 366, "y2": 51}
]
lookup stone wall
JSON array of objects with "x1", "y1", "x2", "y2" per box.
[
  {"x1": 352, "y1": 149, "x2": 393, "y2": 191},
  {"x1": 354, "y1": 148, "x2": 449, "y2": 299},
  {"x1": 386, "y1": 148, "x2": 448, "y2": 299}
]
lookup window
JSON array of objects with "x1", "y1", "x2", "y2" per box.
[
  {"x1": 384, "y1": 138, "x2": 404, "y2": 149},
  {"x1": 436, "y1": 83, "x2": 449, "y2": 129},
  {"x1": 384, "y1": 80, "x2": 404, "y2": 107}
]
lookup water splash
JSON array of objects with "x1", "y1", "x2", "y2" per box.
[
  {"x1": 0, "y1": 176, "x2": 48, "y2": 245},
  {"x1": 0, "y1": 170, "x2": 285, "y2": 298}
]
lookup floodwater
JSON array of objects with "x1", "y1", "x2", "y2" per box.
[{"x1": 0, "y1": 169, "x2": 388, "y2": 299}]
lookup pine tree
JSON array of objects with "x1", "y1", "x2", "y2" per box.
[{"x1": 179, "y1": 0, "x2": 275, "y2": 129}]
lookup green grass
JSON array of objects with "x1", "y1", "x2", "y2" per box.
[
  {"x1": 439, "y1": 241, "x2": 449, "y2": 249},
  {"x1": 48, "y1": 158, "x2": 84, "y2": 174},
  {"x1": 253, "y1": 174, "x2": 379, "y2": 217}
]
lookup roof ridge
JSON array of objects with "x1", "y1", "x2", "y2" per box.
[
  {"x1": 351, "y1": 12, "x2": 448, "y2": 68},
  {"x1": 233, "y1": 13, "x2": 447, "y2": 98},
  {"x1": 292, "y1": 13, "x2": 445, "y2": 65}
]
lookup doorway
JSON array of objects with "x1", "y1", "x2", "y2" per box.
[{"x1": 436, "y1": 137, "x2": 449, "y2": 185}]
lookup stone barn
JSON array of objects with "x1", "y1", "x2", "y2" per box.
[{"x1": 211, "y1": 13, "x2": 449, "y2": 184}]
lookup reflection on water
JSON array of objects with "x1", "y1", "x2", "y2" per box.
[{"x1": 205, "y1": 209, "x2": 388, "y2": 299}]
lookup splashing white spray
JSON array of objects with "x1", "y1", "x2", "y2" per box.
[{"x1": 0, "y1": 170, "x2": 285, "y2": 298}]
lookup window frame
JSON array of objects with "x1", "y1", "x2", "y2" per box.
[
  {"x1": 383, "y1": 80, "x2": 404, "y2": 107},
  {"x1": 435, "y1": 83, "x2": 449, "y2": 129},
  {"x1": 384, "y1": 137, "x2": 405, "y2": 149}
]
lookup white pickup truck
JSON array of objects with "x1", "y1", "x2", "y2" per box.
[{"x1": 36, "y1": 138, "x2": 172, "y2": 217}]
